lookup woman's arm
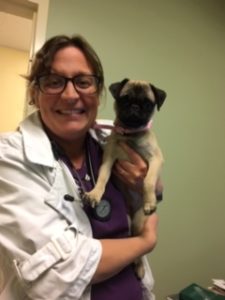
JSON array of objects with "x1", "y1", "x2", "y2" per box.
[{"x1": 92, "y1": 212, "x2": 158, "y2": 283}]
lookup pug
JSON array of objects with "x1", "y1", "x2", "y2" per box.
[{"x1": 85, "y1": 78, "x2": 166, "y2": 278}]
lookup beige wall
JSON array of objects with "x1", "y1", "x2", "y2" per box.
[{"x1": 0, "y1": 46, "x2": 29, "y2": 132}]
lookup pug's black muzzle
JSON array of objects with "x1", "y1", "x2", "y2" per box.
[{"x1": 116, "y1": 96, "x2": 155, "y2": 128}]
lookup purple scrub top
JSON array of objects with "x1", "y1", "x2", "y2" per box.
[{"x1": 58, "y1": 133, "x2": 143, "y2": 300}]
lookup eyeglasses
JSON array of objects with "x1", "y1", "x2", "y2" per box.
[{"x1": 36, "y1": 74, "x2": 100, "y2": 95}]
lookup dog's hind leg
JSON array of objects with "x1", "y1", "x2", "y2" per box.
[{"x1": 132, "y1": 208, "x2": 147, "y2": 279}]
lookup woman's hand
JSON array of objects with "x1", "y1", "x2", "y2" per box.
[
  {"x1": 113, "y1": 142, "x2": 147, "y2": 190},
  {"x1": 140, "y1": 212, "x2": 158, "y2": 250},
  {"x1": 113, "y1": 142, "x2": 163, "y2": 194}
]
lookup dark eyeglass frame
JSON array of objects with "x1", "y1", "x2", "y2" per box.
[{"x1": 36, "y1": 73, "x2": 100, "y2": 95}]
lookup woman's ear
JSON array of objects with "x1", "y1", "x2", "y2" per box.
[{"x1": 29, "y1": 88, "x2": 40, "y2": 108}]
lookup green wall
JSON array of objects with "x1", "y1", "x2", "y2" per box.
[{"x1": 46, "y1": 0, "x2": 225, "y2": 298}]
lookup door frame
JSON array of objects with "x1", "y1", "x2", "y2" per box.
[
  {"x1": 24, "y1": 0, "x2": 49, "y2": 116},
  {"x1": 29, "y1": 0, "x2": 49, "y2": 55}
]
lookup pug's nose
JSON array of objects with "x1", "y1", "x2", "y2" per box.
[{"x1": 130, "y1": 104, "x2": 140, "y2": 112}]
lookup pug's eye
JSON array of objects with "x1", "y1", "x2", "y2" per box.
[
  {"x1": 116, "y1": 97, "x2": 131, "y2": 108},
  {"x1": 120, "y1": 95, "x2": 129, "y2": 100},
  {"x1": 117, "y1": 95, "x2": 129, "y2": 103}
]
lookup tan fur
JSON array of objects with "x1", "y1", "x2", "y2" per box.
[{"x1": 85, "y1": 80, "x2": 165, "y2": 278}]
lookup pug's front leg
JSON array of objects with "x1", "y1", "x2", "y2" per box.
[
  {"x1": 143, "y1": 189, "x2": 157, "y2": 215},
  {"x1": 84, "y1": 157, "x2": 114, "y2": 207},
  {"x1": 142, "y1": 170, "x2": 159, "y2": 214},
  {"x1": 143, "y1": 153, "x2": 163, "y2": 214}
]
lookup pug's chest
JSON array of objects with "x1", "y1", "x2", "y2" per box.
[{"x1": 113, "y1": 132, "x2": 153, "y2": 162}]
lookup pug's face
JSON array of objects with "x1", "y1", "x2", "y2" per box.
[{"x1": 109, "y1": 79, "x2": 166, "y2": 129}]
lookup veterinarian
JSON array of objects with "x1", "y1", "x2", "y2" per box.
[{"x1": 0, "y1": 35, "x2": 162, "y2": 300}]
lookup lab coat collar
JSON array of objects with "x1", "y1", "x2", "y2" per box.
[
  {"x1": 19, "y1": 111, "x2": 109, "y2": 168},
  {"x1": 19, "y1": 111, "x2": 56, "y2": 168}
]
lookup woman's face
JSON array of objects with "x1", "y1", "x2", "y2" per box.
[{"x1": 35, "y1": 46, "x2": 100, "y2": 141}]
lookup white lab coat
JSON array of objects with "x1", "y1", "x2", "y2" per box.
[{"x1": 0, "y1": 111, "x2": 155, "y2": 300}]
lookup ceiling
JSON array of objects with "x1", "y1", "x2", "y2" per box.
[{"x1": 0, "y1": 0, "x2": 36, "y2": 51}]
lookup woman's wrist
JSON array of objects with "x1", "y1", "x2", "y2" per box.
[{"x1": 93, "y1": 231, "x2": 156, "y2": 283}]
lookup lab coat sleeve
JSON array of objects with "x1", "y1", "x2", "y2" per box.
[
  {"x1": 13, "y1": 228, "x2": 102, "y2": 300},
  {"x1": 0, "y1": 134, "x2": 102, "y2": 300}
]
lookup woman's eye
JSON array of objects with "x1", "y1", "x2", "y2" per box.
[
  {"x1": 75, "y1": 77, "x2": 92, "y2": 88},
  {"x1": 48, "y1": 78, "x2": 62, "y2": 87},
  {"x1": 77, "y1": 80, "x2": 90, "y2": 87}
]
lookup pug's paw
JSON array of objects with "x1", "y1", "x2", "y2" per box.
[
  {"x1": 83, "y1": 190, "x2": 101, "y2": 208},
  {"x1": 143, "y1": 203, "x2": 157, "y2": 215}
]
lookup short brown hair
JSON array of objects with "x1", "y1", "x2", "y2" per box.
[{"x1": 27, "y1": 35, "x2": 104, "y2": 104}]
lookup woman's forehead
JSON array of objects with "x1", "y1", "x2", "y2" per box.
[{"x1": 50, "y1": 46, "x2": 93, "y2": 75}]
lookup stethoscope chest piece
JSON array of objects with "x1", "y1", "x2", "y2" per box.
[{"x1": 92, "y1": 198, "x2": 111, "y2": 221}]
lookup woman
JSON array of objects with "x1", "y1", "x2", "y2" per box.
[{"x1": 0, "y1": 35, "x2": 160, "y2": 300}]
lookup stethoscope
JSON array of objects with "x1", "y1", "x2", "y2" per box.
[{"x1": 63, "y1": 144, "x2": 112, "y2": 222}]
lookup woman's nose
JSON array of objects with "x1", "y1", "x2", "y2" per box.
[{"x1": 61, "y1": 81, "x2": 80, "y2": 99}]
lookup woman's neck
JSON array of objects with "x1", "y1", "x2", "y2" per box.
[
  {"x1": 46, "y1": 130, "x2": 87, "y2": 170},
  {"x1": 59, "y1": 139, "x2": 86, "y2": 169},
  {"x1": 41, "y1": 119, "x2": 88, "y2": 169}
]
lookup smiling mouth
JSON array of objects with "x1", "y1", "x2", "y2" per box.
[{"x1": 56, "y1": 108, "x2": 86, "y2": 115}]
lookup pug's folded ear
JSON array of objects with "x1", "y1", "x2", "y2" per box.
[
  {"x1": 109, "y1": 78, "x2": 129, "y2": 99},
  {"x1": 150, "y1": 84, "x2": 167, "y2": 110}
]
